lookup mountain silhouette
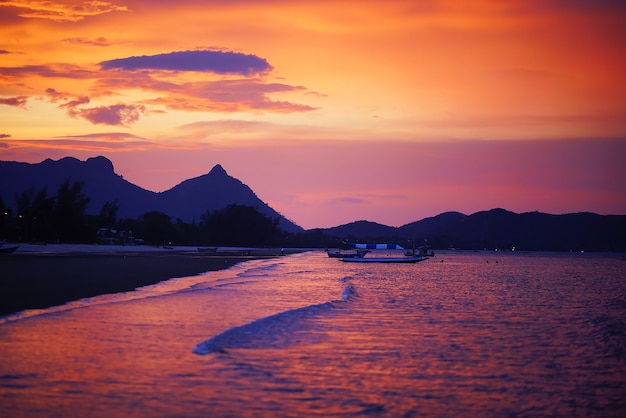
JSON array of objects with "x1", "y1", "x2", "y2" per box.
[
  {"x1": 321, "y1": 208, "x2": 626, "y2": 252},
  {"x1": 0, "y1": 156, "x2": 302, "y2": 232},
  {"x1": 2, "y1": 157, "x2": 625, "y2": 250}
]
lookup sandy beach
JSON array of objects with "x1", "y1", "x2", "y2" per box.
[{"x1": 0, "y1": 243, "x2": 295, "y2": 317}]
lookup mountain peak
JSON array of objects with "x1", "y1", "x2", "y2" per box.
[
  {"x1": 0, "y1": 157, "x2": 307, "y2": 232},
  {"x1": 86, "y1": 156, "x2": 114, "y2": 172},
  {"x1": 40, "y1": 156, "x2": 114, "y2": 173},
  {"x1": 208, "y1": 164, "x2": 228, "y2": 177},
  {"x1": 42, "y1": 156, "x2": 80, "y2": 166}
]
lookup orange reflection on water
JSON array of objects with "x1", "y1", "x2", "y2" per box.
[{"x1": 1, "y1": 253, "x2": 625, "y2": 417}]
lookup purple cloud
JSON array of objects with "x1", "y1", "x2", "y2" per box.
[
  {"x1": 0, "y1": 64, "x2": 94, "y2": 79},
  {"x1": 59, "y1": 96, "x2": 91, "y2": 109},
  {"x1": 64, "y1": 37, "x2": 112, "y2": 47},
  {"x1": 146, "y1": 79, "x2": 318, "y2": 113},
  {"x1": 2, "y1": 54, "x2": 315, "y2": 120},
  {"x1": 1, "y1": 1, "x2": 128, "y2": 22},
  {"x1": 100, "y1": 50, "x2": 272, "y2": 76},
  {"x1": 44, "y1": 88, "x2": 143, "y2": 126},
  {"x1": 71, "y1": 104, "x2": 146, "y2": 126},
  {"x1": 0, "y1": 96, "x2": 28, "y2": 108}
]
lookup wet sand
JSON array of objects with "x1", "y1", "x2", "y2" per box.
[{"x1": 0, "y1": 245, "x2": 293, "y2": 317}]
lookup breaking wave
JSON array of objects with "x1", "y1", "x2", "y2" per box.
[{"x1": 193, "y1": 282, "x2": 357, "y2": 355}]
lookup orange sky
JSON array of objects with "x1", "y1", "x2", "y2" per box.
[{"x1": 1, "y1": 0, "x2": 625, "y2": 228}]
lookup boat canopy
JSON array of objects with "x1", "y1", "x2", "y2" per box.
[{"x1": 347, "y1": 243, "x2": 404, "y2": 250}]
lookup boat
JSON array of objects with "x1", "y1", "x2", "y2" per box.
[
  {"x1": 403, "y1": 246, "x2": 435, "y2": 258},
  {"x1": 197, "y1": 247, "x2": 218, "y2": 253},
  {"x1": 348, "y1": 243, "x2": 406, "y2": 251},
  {"x1": 341, "y1": 255, "x2": 427, "y2": 263},
  {"x1": 338, "y1": 243, "x2": 429, "y2": 263},
  {"x1": 326, "y1": 249, "x2": 369, "y2": 259},
  {"x1": 0, "y1": 245, "x2": 19, "y2": 254}
]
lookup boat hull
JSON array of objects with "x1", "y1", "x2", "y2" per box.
[
  {"x1": 328, "y1": 252, "x2": 361, "y2": 259},
  {"x1": 197, "y1": 247, "x2": 218, "y2": 253},
  {"x1": 341, "y1": 256, "x2": 427, "y2": 263},
  {"x1": 327, "y1": 250, "x2": 369, "y2": 259},
  {"x1": 0, "y1": 245, "x2": 19, "y2": 254}
]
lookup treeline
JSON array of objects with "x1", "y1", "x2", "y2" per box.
[
  {"x1": 1, "y1": 179, "x2": 92, "y2": 243},
  {"x1": 0, "y1": 180, "x2": 341, "y2": 247}
]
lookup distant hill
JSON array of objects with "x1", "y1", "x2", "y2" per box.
[
  {"x1": 323, "y1": 220, "x2": 397, "y2": 240},
  {"x1": 0, "y1": 156, "x2": 302, "y2": 233},
  {"x1": 2, "y1": 157, "x2": 624, "y2": 250},
  {"x1": 319, "y1": 209, "x2": 626, "y2": 252}
]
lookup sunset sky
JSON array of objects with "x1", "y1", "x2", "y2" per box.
[{"x1": 1, "y1": 0, "x2": 625, "y2": 228}]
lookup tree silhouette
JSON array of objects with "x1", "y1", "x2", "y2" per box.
[
  {"x1": 202, "y1": 204, "x2": 280, "y2": 246},
  {"x1": 14, "y1": 187, "x2": 34, "y2": 241},
  {"x1": 140, "y1": 211, "x2": 175, "y2": 245},
  {"x1": 53, "y1": 179, "x2": 90, "y2": 242},
  {"x1": 13, "y1": 187, "x2": 55, "y2": 241},
  {"x1": 99, "y1": 199, "x2": 119, "y2": 229},
  {"x1": 0, "y1": 196, "x2": 12, "y2": 240},
  {"x1": 30, "y1": 187, "x2": 55, "y2": 241}
]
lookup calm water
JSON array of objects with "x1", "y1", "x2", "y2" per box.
[{"x1": 1, "y1": 251, "x2": 625, "y2": 417}]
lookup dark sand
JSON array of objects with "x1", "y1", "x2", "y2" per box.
[{"x1": 1, "y1": 249, "x2": 286, "y2": 317}]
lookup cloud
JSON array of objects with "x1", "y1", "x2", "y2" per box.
[
  {"x1": 175, "y1": 119, "x2": 356, "y2": 143},
  {"x1": 520, "y1": 0, "x2": 626, "y2": 13},
  {"x1": 54, "y1": 132, "x2": 155, "y2": 149},
  {"x1": 100, "y1": 50, "x2": 273, "y2": 76},
  {"x1": 91, "y1": 64, "x2": 318, "y2": 113},
  {"x1": 0, "y1": 132, "x2": 155, "y2": 152},
  {"x1": 42, "y1": 88, "x2": 144, "y2": 126},
  {"x1": 332, "y1": 197, "x2": 366, "y2": 205},
  {"x1": 0, "y1": 96, "x2": 28, "y2": 108},
  {"x1": 45, "y1": 87, "x2": 79, "y2": 103},
  {"x1": 63, "y1": 37, "x2": 112, "y2": 47},
  {"x1": 0, "y1": 0, "x2": 128, "y2": 22},
  {"x1": 0, "y1": 64, "x2": 95, "y2": 79},
  {"x1": 142, "y1": 79, "x2": 318, "y2": 113},
  {"x1": 72, "y1": 104, "x2": 147, "y2": 126},
  {"x1": 1, "y1": 52, "x2": 316, "y2": 122},
  {"x1": 61, "y1": 132, "x2": 147, "y2": 141},
  {"x1": 181, "y1": 119, "x2": 271, "y2": 132},
  {"x1": 59, "y1": 96, "x2": 91, "y2": 109},
  {"x1": 0, "y1": 134, "x2": 11, "y2": 139}
]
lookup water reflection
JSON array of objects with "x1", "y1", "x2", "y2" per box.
[{"x1": 1, "y1": 252, "x2": 625, "y2": 417}]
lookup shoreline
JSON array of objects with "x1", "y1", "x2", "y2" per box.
[{"x1": 1, "y1": 244, "x2": 303, "y2": 317}]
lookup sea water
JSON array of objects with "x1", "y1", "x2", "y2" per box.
[{"x1": 1, "y1": 251, "x2": 625, "y2": 417}]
